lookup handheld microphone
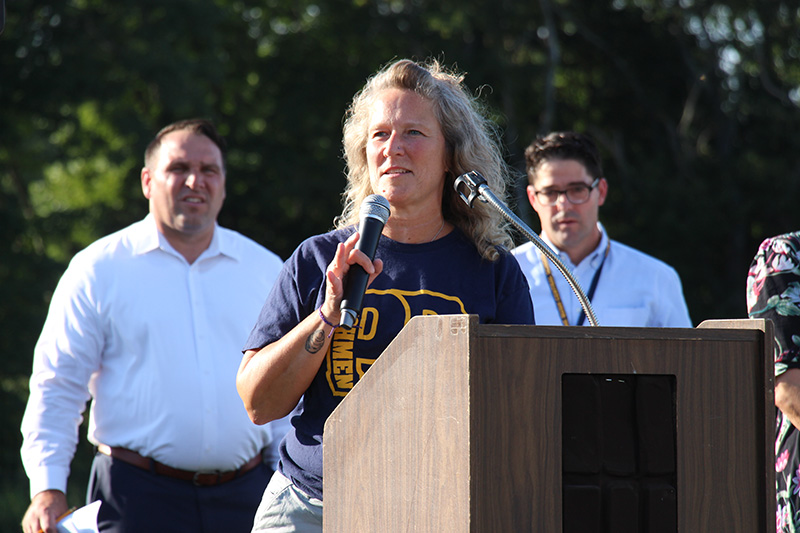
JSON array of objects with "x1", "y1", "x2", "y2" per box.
[{"x1": 339, "y1": 194, "x2": 391, "y2": 329}]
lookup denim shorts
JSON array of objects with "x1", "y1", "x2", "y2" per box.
[{"x1": 251, "y1": 470, "x2": 323, "y2": 532}]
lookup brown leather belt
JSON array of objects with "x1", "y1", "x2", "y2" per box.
[{"x1": 96, "y1": 444, "x2": 262, "y2": 486}]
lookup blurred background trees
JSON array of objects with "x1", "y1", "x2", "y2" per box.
[{"x1": 2, "y1": 0, "x2": 798, "y2": 527}]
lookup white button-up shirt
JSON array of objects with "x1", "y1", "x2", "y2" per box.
[
  {"x1": 512, "y1": 223, "x2": 692, "y2": 327},
  {"x1": 21, "y1": 215, "x2": 286, "y2": 497}
]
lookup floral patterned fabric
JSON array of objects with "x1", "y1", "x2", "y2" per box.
[{"x1": 747, "y1": 231, "x2": 800, "y2": 532}]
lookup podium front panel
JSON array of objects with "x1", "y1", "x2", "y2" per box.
[{"x1": 324, "y1": 315, "x2": 774, "y2": 533}]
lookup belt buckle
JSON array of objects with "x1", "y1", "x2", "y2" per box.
[{"x1": 192, "y1": 470, "x2": 221, "y2": 486}]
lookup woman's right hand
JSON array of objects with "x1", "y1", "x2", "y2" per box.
[{"x1": 321, "y1": 231, "x2": 384, "y2": 324}]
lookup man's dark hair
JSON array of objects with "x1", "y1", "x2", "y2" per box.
[
  {"x1": 144, "y1": 118, "x2": 227, "y2": 169},
  {"x1": 524, "y1": 131, "x2": 603, "y2": 185}
]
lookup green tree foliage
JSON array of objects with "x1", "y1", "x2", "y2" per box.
[{"x1": 2, "y1": 0, "x2": 798, "y2": 527}]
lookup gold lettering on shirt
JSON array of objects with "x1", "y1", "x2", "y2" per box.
[
  {"x1": 325, "y1": 289, "x2": 467, "y2": 396},
  {"x1": 357, "y1": 307, "x2": 378, "y2": 340}
]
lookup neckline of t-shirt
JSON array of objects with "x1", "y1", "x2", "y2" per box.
[{"x1": 376, "y1": 226, "x2": 463, "y2": 253}]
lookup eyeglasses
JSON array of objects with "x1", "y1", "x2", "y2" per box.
[{"x1": 533, "y1": 177, "x2": 600, "y2": 206}]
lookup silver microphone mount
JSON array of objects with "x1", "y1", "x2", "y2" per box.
[{"x1": 454, "y1": 170, "x2": 600, "y2": 327}]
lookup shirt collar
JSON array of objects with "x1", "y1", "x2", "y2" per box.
[
  {"x1": 132, "y1": 214, "x2": 235, "y2": 262},
  {"x1": 589, "y1": 222, "x2": 610, "y2": 269}
]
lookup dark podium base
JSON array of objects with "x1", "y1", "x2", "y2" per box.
[{"x1": 563, "y1": 374, "x2": 677, "y2": 533}]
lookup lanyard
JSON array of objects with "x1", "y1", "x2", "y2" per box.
[{"x1": 540, "y1": 240, "x2": 610, "y2": 326}]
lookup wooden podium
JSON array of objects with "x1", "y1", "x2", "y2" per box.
[{"x1": 323, "y1": 315, "x2": 775, "y2": 532}]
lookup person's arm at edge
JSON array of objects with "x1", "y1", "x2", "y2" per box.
[
  {"x1": 21, "y1": 258, "x2": 99, "y2": 533},
  {"x1": 776, "y1": 368, "x2": 800, "y2": 430},
  {"x1": 746, "y1": 235, "x2": 799, "y2": 425}
]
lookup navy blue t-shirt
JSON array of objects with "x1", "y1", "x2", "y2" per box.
[{"x1": 244, "y1": 227, "x2": 535, "y2": 500}]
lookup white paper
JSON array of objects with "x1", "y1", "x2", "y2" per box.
[{"x1": 56, "y1": 500, "x2": 101, "y2": 533}]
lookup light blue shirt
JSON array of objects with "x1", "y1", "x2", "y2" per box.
[
  {"x1": 21, "y1": 215, "x2": 287, "y2": 497},
  {"x1": 512, "y1": 223, "x2": 692, "y2": 327}
]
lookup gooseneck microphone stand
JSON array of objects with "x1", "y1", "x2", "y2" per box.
[{"x1": 454, "y1": 170, "x2": 600, "y2": 327}]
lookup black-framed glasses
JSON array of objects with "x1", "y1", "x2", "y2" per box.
[{"x1": 533, "y1": 177, "x2": 600, "y2": 206}]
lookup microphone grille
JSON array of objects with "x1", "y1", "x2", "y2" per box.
[{"x1": 360, "y1": 194, "x2": 391, "y2": 224}]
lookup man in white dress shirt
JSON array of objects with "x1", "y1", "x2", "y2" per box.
[
  {"x1": 512, "y1": 131, "x2": 691, "y2": 327},
  {"x1": 20, "y1": 119, "x2": 287, "y2": 533}
]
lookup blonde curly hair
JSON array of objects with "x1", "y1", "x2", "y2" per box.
[{"x1": 337, "y1": 58, "x2": 514, "y2": 261}]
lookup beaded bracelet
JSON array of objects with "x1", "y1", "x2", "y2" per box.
[{"x1": 318, "y1": 307, "x2": 340, "y2": 338}]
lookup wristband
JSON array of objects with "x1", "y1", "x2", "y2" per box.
[{"x1": 318, "y1": 307, "x2": 339, "y2": 338}]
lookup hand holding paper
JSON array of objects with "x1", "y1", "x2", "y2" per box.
[{"x1": 55, "y1": 501, "x2": 101, "y2": 533}]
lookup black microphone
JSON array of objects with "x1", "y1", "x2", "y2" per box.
[{"x1": 339, "y1": 194, "x2": 390, "y2": 329}]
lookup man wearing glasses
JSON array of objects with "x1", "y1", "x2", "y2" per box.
[{"x1": 512, "y1": 131, "x2": 692, "y2": 327}]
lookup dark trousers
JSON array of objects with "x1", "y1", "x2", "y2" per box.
[{"x1": 87, "y1": 451, "x2": 273, "y2": 533}]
